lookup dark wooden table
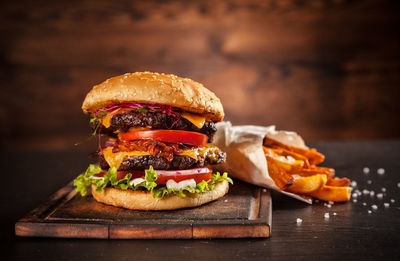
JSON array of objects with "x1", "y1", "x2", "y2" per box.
[{"x1": 2, "y1": 140, "x2": 400, "y2": 260}]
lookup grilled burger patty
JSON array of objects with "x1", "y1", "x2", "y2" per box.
[
  {"x1": 99, "y1": 152, "x2": 226, "y2": 171},
  {"x1": 91, "y1": 110, "x2": 217, "y2": 139}
]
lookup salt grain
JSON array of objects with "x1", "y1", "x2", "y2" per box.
[
  {"x1": 369, "y1": 191, "x2": 375, "y2": 197},
  {"x1": 381, "y1": 187, "x2": 387, "y2": 192},
  {"x1": 353, "y1": 199, "x2": 357, "y2": 203},
  {"x1": 377, "y1": 168, "x2": 385, "y2": 175},
  {"x1": 363, "y1": 167, "x2": 370, "y2": 174},
  {"x1": 324, "y1": 213, "x2": 330, "y2": 219},
  {"x1": 352, "y1": 193, "x2": 358, "y2": 198},
  {"x1": 367, "y1": 180, "x2": 372, "y2": 184},
  {"x1": 351, "y1": 181, "x2": 357, "y2": 187},
  {"x1": 363, "y1": 189, "x2": 370, "y2": 195},
  {"x1": 362, "y1": 202, "x2": 367, "y2": 206},
  {"x1": 327, "y1": 204, "x2": 332, "y2": 208},
  {"x1": 397, "y1": 182, "x2": 400, "y2": 188},
  {"x1": 368, "y1": 210, "x2": 372, "y2": 214},
  {"x1": 371, "y1": 204, "x2": 378, "y2": 210},
  {"x1": 384, "y1": 203, "x2": 390, "y2": 208},
  {"x1": 296, "y1": 218, "x2": 302, "y2": 224},
  {"x1": 328, "y1": 201, "x2": 334, "y2": 205},
  {"x1": 390, "y1": 199, "x2": 395, "y2": 203},
  {"x1": 333, "y1": 212, "x2": 337, "y2": 216},
  {"x1": 376, "y1": 193, "x2": 383, "y2": 199}
]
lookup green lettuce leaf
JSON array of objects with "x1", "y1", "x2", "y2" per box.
[{"x1": 73, "y1": 165, "x2": 233, "y2": 199}]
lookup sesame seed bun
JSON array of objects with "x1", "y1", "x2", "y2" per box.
[
  {"x1": 91, "y1": 180, "x2": 229, "y2": 210},
  {"x1": 82, "y1": 72, "x2": 224, "y2": 122}
]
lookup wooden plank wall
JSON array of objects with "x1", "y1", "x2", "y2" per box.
[{"x1": 1, "y1": 0, "x2": 399, "y2": 150}]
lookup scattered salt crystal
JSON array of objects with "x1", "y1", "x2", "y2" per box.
[
  {"x1": 362, "y1": 202, "x2": 367, "y2": 206},
  {"x1": 224, "y1": 199, "x2": 228, "y2": 203},
  {"x1": 324, "y1": 213, "x2": 330, "y2": 219},
  {"x1": 367, "y1": 180, "x2": 372, "y2": 184},
  {"x1": 371, "y1": 204, "x2": 378, "y2": 210},
  {"x1": 328, "y1": 201, "x2": 334, "y2": 205},
  {"x1": 353, "y1": 199, "x2": 357, "y2": 203},
  {"x1": 352, "y1": 193, "x2": 358, "y2": 198},
  {"x1": 377, "y1": 168, "x2": 385, "y2": 175},
  {"x1": 376, "y1": 193, "x2": 383, "y2": 199},
  {"x1": 397, "y1": 182, "x2": 400, "y2": 188},
  {"x1": 351, "y1": 181, "x2": 357, "y2": 187},
  {"x1": 363, "y1": 167, "x2": 370, "y2": 174},
  {"x1": 381, "y1": 187, "x2": 386, "y2": 192},
  {"x1": 314, "y1": 199, "x2": 319, "y2": 203},
  {"x1": 356, "y1": 190, "x2": 362, "y2": 196},
  {"x1": 296, "y1": 218, "x2": 302, "y2": 223},
  {"x1": 363, "y1": 189, "x2": 370, "y2": 195},
  {"x1": 327, "y1": 204, "x2": 332, "y2": 208},
  {"x1": 370, "y1": 191, "x2": 375, "y2": 197},
  {"x1": 384, "y1": 203, "x2": 390, "y2": 208},
  {"x1": 368, "y1": 210, "x2": 372, "y2": 214},
  {"x1": 390, "y1": 199, "x2": 395, "y2": 203},
  {"x1": 262, "y1": 189, "x2": 267, "y2": 192},
  {"x1": 333, "y1": 212, "x2": 337, "y2": 216}
]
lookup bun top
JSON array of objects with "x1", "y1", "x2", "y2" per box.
[{"x1": 82, "y1": 72, "x2": 224, "y2": 122}]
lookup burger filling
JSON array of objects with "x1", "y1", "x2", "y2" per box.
[{"x1": 74, "y1": 102, "x2": 232, "y2": 199}]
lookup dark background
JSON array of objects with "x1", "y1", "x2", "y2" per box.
[{"x1": 1, "y1": 0, "x2": 400, "y2": 150}]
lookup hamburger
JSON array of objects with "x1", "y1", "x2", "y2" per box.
[{"x1": 74, "y1": 72, "x2": 232, "y2": 210}]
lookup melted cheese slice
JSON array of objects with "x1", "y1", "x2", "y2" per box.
[
  {"x1": 102, "y1": 145, "x2": 220, "y2": 169},
  {"x1": 103, "y1": 147, "x2": 150, "y2": 169},
  {"x1": 181, "y1": 112, "x2": 206, "y2": 129},
  {"x1": 102, "y1": 115, "x2": 113, "y2": 128}
]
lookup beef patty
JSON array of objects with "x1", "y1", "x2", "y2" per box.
[
  {"x1": 90, "y1": 110, "x2": 217, "y2": 140},
  {"x1": 99, "y1": 152, "x2": 226, "y2": 171}
]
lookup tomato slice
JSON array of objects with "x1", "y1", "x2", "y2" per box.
[
  {"x1": 155, "y1": 167, "x2": 212, "y2": 185},
  {"x1": 94, "y1": 167, "x2": 212, "y2": 185},
  {"x1": 120, "y1": 130, "x2": 208, "y2": 147}
]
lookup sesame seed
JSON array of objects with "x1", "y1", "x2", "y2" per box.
[
  {"x1": 377, "y1": 168, "x2": 385, "y2": 175},
  {"x1": 384, "y1": 203, "x2": 390, "y2": 208},
  {"x1": 363, "y1": 167, "x2": 370, "y2": 174}
]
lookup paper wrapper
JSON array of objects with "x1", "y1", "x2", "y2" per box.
[{"x1": 212, "y1": 121, "x2": 312, "y2": 204}]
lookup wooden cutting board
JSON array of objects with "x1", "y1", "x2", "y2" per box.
[{"x1": 15, "y1": 179, "x2": 271, "y2": 239}]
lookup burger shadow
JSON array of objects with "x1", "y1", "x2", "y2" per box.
[{"x1": 270, "y1": 190, "x2": 311, "y2": 210}]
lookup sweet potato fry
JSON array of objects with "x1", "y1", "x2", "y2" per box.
[
  {"x1": 286, "y1": 174, "x2": 327, "y2": 194},
  {"x1": 326, "y1": 178, "x2": 350, "y2": 187},
  {"x1": 266, "y1": 157, "x2": 294, "y2": 189},
  {"x1": 309, "y1": 185, "x2": 352, "y2": 202},
  {"x1": 263, "y1": 137, "x2": 325, "y2": 165},
  {"x1": 289, "y1": 166, "x2": 335, "y2": 179},
  {"x1": 263, "y1": 146, "x2": 305, "y2": 172}
]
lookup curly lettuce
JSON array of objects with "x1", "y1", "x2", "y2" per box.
[{"x1": 73, "y1": 165, "x2": 233, "y2": 199}]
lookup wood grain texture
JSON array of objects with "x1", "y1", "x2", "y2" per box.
[
  {"x1": 1, "y1": 0, "x2": 399, "y2": 150},
  {"x1": 15, "y1": 180, "x2": 271, "y2": 239}
]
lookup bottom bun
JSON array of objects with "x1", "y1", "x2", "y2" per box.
[{"x1": 91, "y1": 180, "x2": 229, "y2": 210}]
